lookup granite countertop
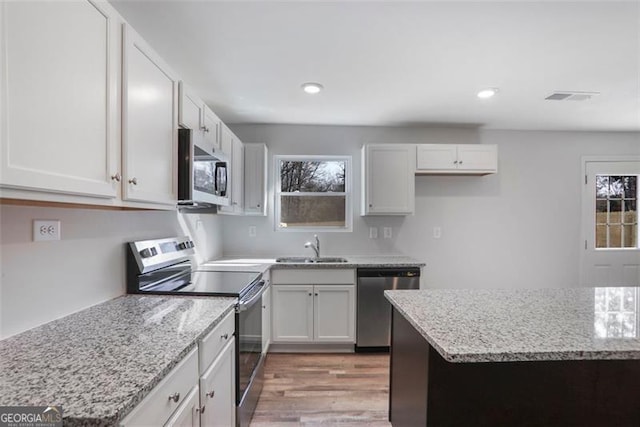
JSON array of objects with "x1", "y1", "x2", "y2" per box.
[
  {"x1": 385, "y1": 287, "x2": 640, "y2": 363},
  {"x1": 0, "y1": 295, "x2": 236, "y2": 426},
  {"x1": 203, "y1": 255, "x2": 425, "y2": 270}
]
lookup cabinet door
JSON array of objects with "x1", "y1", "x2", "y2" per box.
[
  {"x1": 122, "y1": 24, "x2": 178, "y2": 206},
  {"x1": 243, "y1": 144, "x2": 267, "y2": 216},
  {"x1": 203, "y1": 106, "x2": 222, "y2": 153},
  {"x1": 178, "y1": 82, "x2": 202, "y2": 132},
  {"x1": 200, "y1": 337, "x2": 235, "y2": 427},
  {"x1": 164, "y1": 385, "x2": 200, "y2": 427},
  {"x1": 220, "y1": 124, "x2": 234, "y2": 158},
  {"x1": 456, "y1": 144, "x2": 498, "y2": 172},
  {"x1": 219, "y1": 136, "x2": 244, "y2": 215},
  {"x1": 362, "y1": 144, "x2": 415, "y2": 215},
  {"x1": 416, "y1": 144, "x2": 458, "y2": 171},
  {"x1": 314, "y1": 285, "x2": 355, "y2": 342},
  {"x1": 0, "y1": 0, "x2": 119, "y2": 199},
  {"x1": 261, "y1": 285, "x2": 271, "y2": 354},
  {"x1": 271, "y1": 285, "x2": 314, "y2": 342}
]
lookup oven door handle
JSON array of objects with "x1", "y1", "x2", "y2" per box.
[{"x1": 237, "y1": 281, "x2": 266, "y2": 312}]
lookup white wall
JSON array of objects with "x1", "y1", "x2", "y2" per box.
[
  {"x1": 222, "y1": 124, "x2": 639, "y2": 290},
  {"x1": 0, "y1": 206, "x2": 223, "y2": 338}
]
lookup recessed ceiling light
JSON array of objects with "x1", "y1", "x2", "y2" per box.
[
  {"x1": 477, "y1": 88, "x2": 498, "y2": 99},
  {"x1": 302, "y1": 82, "x2": 323, "y2": 94}
]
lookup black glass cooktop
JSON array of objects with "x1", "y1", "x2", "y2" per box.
[{"x1": 139, "y1": 269, "x2": 261, "y2": 298}]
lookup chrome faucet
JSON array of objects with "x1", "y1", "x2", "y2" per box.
[{"x1": 304, "y1": 234, "x2": 320, "y2": 258}]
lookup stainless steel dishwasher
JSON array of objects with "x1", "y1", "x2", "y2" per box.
[{"x1": 356, "y1": 267, "x2": 421, "y2": 351}]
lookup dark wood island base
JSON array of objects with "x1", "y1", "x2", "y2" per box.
[{"x1": 390, "y1": 308, "x2": 640, "y2": 427}]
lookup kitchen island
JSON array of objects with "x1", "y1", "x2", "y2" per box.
[{"x1": 385, "y1": 287, "x2": 640, "y2": 427}]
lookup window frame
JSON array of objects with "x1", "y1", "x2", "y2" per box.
[{"x1": 274, "y1": 154, "x2": 352, "y2": 232}]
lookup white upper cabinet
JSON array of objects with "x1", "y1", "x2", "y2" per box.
[
  {"x1": 362, "y1": 144, "x2": 415, "y2": 215},
  {"x1": 178, "y1": 82, "x2": 203, "y2": 132},
  {"x1": 0, "y1": 0, "x2": 120, "y2": 199},
  {"x1": 122, "y1": 24, "x2": 178, "y2": 206},
  {"x1": 416, "y1": 144, "x2": 498, "y2": 175},
  {"x1": 243, "y1": 143, "x2": 268, "y2": 216},
  {"x1": 218, "y1": 126, "x2": 244, "y2": 215},
  {"x1": 202, "y1": 106, "x2": 223, "y2": 154}
]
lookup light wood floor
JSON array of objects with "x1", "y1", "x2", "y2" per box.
[{"x1": 250, "y1": 353, "x2": 391, "y2": 426}]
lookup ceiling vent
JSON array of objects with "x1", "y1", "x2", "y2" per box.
[{"x1": 545, "y1": 91, "x2": 600, "y2": 101}]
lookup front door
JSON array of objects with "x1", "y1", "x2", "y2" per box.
[{"x1": 581, "y1": 159, "x2": 640, "y2": 286}]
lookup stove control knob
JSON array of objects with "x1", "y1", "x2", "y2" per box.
[
  {"x1": 139, "y1": 248, "x2": 153, "y2": 258},
  {"x1": 187, "y1": 240, "x2": 194, "y2": 248},
  {"x1": 177, "y1": 242, "x2": 188, "y2": 250}
]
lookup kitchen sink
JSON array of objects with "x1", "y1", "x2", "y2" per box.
[{"x1": 275, "y1": 256, "x2": 349, "y2": 264}]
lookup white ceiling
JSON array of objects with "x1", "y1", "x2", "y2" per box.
[{"x1": 110, "y1": 1, "x2": 640, "y2": 131}]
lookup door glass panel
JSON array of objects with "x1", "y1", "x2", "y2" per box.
[
  {"x1": 596, "y1": 225, "x2": 607, "y2": 248},
  {"x1": 609, "y1": 225, "x2": 622, "y2": 248},
  {"x1": 595, "y1": 175, "x2": 637, "y2": 249}
]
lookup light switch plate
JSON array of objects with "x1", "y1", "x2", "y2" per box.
[
  {"x1": 249, "y1": 225, "x2": 257, "y2": 237},
  {"x1": 383, "y1": 227, "x2": 392, "y2": 239},
  {"x1": 33, "y1": 220, "x2": 61, "y2": 241},
  {"x1": 433, "y1": 227, "x2": 442, "y2": 239}
]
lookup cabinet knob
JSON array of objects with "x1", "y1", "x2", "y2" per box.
[
  {"x1": 168, "y1": 392, "x2": 180, "y2": 403},
  {"x1": 314, "y1": 293, "x2": 318, "y2": 296},
  {"x1": 257, "y1": 204, "x2": 261, "y2": 207},
  {"x1": 196, "y1": 406, "x2": 205, "y2": 414},
  {"x1": 262, "y1": 305, "x2": 266, "y2": 309},
  {"x1": 369, "y1": 204, "x2": 372, "y2": 208},
  {"x1": 203, "y1": 127, "x2": 210, "y2": 133},
  {"x1": 111, "y1": 172, "x2": 121, "y2": 182},
  {"x1": 221, "y1": 333, "x2": 229, "y2": 340},
  {"x1": 308, "y1": 292, "x2": 312, "y2": 296},
  {"x1": 459, "y1": 160, "x2": 463, "y2": 164},
  {"x1": 128, "y1": 177, "x2": 138, "y2": 185},
  {"x1": 453, "y1": 160, "x2": 458, "y2": 164},
  {"x1": 206, "y1": 390, "x2": 215, "y2": 398}
]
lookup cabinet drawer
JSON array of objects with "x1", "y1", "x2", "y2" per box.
[
  {"x1": 272, "y1": 269, "x2": 355, "y2": 285},
  {"x1": 120, "y1": 348, "x2": 198, "y2": 427},
  {"x1": 198, "y1": 309, "x2": 235, "y2": 375}
]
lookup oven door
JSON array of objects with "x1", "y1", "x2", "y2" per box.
[{"x1": 237, "y1": 281, "x2": 265, "y2": 405}]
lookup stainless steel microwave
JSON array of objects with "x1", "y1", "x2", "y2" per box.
[{"x1": 178, "y1": 128, "x2": 229, "y2": 208}]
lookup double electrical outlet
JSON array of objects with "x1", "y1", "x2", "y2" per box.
[
  {"x1": 33, "y1": 220, "x2": 61, "y2": 241},
  {"x1": 369, "y1": 227, "x2": 392, "y2": 239}
]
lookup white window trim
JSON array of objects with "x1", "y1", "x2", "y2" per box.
[{"x1": 274, "y1": 155, "x2": 353, "y2": 232}]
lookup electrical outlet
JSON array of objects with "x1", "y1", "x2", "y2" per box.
[
  {"x1": 33, "y1": 220, "x2": 61, "y2": 241},
  {"x1": 433, "y1": 227, "x2": 442, "y2": 239},
  {"x1": 249, "y1": 225, "x2": 257, "y2": 237},
  {"x1": 369, "y1": 227, "x2": 378, "y2": 239},
  {"x1": 383, "y1": 227, "x2": 392, "y2": 239}
]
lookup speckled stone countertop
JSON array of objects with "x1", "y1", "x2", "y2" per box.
[
  {"x1": 204, "y1": 255, "x2": 425, "y2": 270},
  {"x1": 0, "y1": 295, "x2": 236, "y2": 426},
  {"x1": 385, "y1": 287, "x2": 640, "y2": 363}
]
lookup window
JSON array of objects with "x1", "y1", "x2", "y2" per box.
[
  {"x1": 595, "y1": 175, "x2": 637, "y2": 248},
  {"x1": 275, "y1": 156, "x2": 351, "y2": 231}
]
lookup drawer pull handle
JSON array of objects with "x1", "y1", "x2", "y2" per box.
[
  {"x1": 206, "y1": 390, "x2": 215, "y2": 398},
  {"x1": 168, "y1": 392, "x2": 180, "y2": 403},
  {"x1": 221, "y1": 333, "x2": 229, "y2": 340}
]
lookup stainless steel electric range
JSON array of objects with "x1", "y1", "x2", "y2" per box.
[{"x1": 126, "y1": 236, "x2": 266, "y2": 427}]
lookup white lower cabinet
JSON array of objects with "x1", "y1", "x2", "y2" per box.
[
  {"x1": 271, "y1": 269, "x2": 356, "y2": 344},
  {"x1": 121, "y1": 310, "x2": 236, "y2": 427},
  {"x1": 120, "y1": 349, "x2": 199, "y2": 427},
  {"x1": 272, "y1": 285, "x2": 314, "y2": 342},
  {"x1": 164, "y1": 385, "x2": 201, "y2": 427},
  {"x1": 199, "y1": 337, "x2": 236, "y2": 427}
]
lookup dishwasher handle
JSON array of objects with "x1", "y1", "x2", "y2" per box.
[{"x1": 357, "y1": 267, "x2": 421, "y2": 278}]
